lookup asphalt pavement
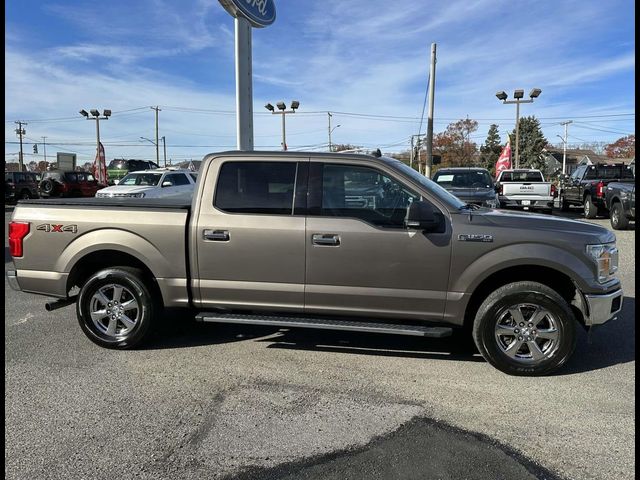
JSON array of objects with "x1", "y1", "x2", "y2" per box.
[{"x1": 4, "y1": 205, "x2": 635, "y2": 480}]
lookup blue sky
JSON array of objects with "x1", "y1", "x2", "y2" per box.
[{"x1": 5, "y1": 0, "x2": 636, "y2": 165}]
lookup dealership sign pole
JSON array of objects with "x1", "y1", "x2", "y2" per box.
[{"x1": 219, "y1": 0, "x2": 276, "y2": 151}]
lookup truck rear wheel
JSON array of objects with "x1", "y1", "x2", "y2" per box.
[
  {"x1": 583, "y1": 194, "x2": 598, "y2": 219},
  {"x1": 560, "y1": 194, "x2": 570, "y2": 212},
  {"x1": 472, "y1": 281, "x2": 577, "y2": 376},
  {"x1": 76, "y1": 267, "x2": 158, "y2": 349},
  {"x1": 610, "y1": 201, "x2": 629, "y2": 230}
]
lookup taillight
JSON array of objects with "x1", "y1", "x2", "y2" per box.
[
  {"x1": 9, "y1": 222, "x2": 30, "y2": 257},
  {"x1": 498, "y1": 184, "x2": 503, "y2": 195},
  {"x1": 551, "y1": 184, "x2": 557, "y2": 198},
  {"x1": 596, "y1": 181, "x2": 605, "y2": 198}
]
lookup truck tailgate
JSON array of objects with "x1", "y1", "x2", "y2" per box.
[
  {"x1": 10, "y1": 198, "x2": 191, "y2": 306},
  {"x1": 501, "y1": 182, "x2": 551, "y2": 198}
]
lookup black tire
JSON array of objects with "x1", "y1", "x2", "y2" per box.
[
  {"x1": 40, "y1": 179, "x2": 54, "y2": 194},
  {"x1": 583, "y1": 194, "x2": 598, "y2": 219},
  {"x1": 560, "y1": 194, "x2": 570, "y2": 212},
  {"x1": 472, "y1": 281, "x2": 577, "y2": 376},
  {"x1": 610, "y1": 201, "x2": 629, "y2": 230},
  {"x1": 76, "y1": 267, "x2": 159, "y2": 349}
]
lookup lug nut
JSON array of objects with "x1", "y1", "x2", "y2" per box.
[
  {"x1": 514, "y1": 328, "x2": 520, "y2": 334},
  {"x1": 518, "y1": 336, "x2": 523, "y2": 341},
  {"x1": 528, "y1": 323, "x2": 533, "y2": 327},
  {"x1": 519, "y1": 322, "x2": 525, "y2": 327}
]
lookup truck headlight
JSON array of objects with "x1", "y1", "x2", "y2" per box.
[{"x1": 586, "y1": 243, "x2": 619, "y2": 283}]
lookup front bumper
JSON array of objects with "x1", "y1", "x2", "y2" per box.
[{"x1": 582, "y1": 288, "x2": 624, "y2": 326}]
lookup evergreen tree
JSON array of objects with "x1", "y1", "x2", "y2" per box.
[
  {"x1": 509, "y1": 116, "x2": 548, "y2": 169},
  {"x1": 479, "y1": 124, "x2": 502, "y2": 175}
]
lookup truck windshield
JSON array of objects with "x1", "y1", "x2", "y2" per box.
[
  {"x1": 433, "y1": 170, "x2": 493, "y2": 189},
  {"x1": 499, "y1": 171, "x2": 544, "y2": 182},
  {"x1": 383, "y1": 158, "x2": 466, "y2": 209},
  {"x1": 119, "y1": 173, "x2": 162, "y2": 186}
]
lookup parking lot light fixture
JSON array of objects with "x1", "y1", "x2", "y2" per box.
[
  {"x1": 80, "y1": 107, "x2": 111, "y2": 164},
  {"x1": 266, "y1": 100, "x2": 300, "y2": 151},
  {"x1": 495, "y1": 88, "x2": 542, "y2": 169}
]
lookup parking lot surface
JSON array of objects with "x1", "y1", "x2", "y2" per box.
[{"x1": 5, "y1": 206, "x2": 635, "y2": 480}]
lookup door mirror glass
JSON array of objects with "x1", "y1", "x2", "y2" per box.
[{"x1": 405, "y1": 200, "x2": 440, "y2": 231}]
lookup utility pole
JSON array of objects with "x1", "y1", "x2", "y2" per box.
[
  {"x1": 151, "y1": 106, "x2": 161, "y2": 164},
  {"x1": 410, "y1": 134, "x2": 423, "y2": 172},
  {"x1": 15, "y1": 121, "x2": 27, "y2": 171},
  {"x1": 162, "y1": 136, "x2": 167, "y2": 167},
  {"x1": 424, "y1": 43, "x2": 437, "y2": 178},
  {"x1": 42, "y1": 136, "x2": 48, "y2": 169},
  {"x1": 410, "y1": 135, "x2": 414, "y2": 169},
  {"x1": 560, "y1": 120, "x2": 572, "y2": 175},
  {"x1": 328, "y1": 112, "x2": 333, "y2": 152}
]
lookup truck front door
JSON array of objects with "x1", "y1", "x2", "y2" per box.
[
  {"x1": 193, "y1": 158, "x2": 307, "y2": 312},
  {"x1": 304, "y1": 161, "x2": 452, "y2": 321}
]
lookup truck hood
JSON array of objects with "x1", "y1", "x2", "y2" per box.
[
  {"x1": 97, "y1": 185, "x2": 154, "y2": 195},
  {"x1": 446, "y1": 187, "x2": 495, "y2": 202},
  {"x1": 479, "y1": 209, "x2": 615, "y2": 243}
]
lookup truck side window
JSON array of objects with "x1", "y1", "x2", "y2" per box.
[
  {"x1": 309, "y1": 163, "x2": 420, "y2": 227},
  {"x1": 214, "y1": 161, "x2": 297, "y2": 215}
]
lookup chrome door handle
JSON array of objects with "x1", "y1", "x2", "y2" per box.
[
  {"x1": 203, "y1": 229, "x2": 230, "y2": 241},
  {"x1": 312, "y1": 234, "x2": 340, "y2": 246}
]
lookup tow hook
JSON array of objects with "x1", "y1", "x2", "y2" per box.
[{"x1": 45, "y1": 296, "x2": 77, "y2": 311}]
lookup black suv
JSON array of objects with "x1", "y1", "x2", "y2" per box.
[
  {"x1": 107, "y1": 159, "x2": 160, "y2": 184},
  {"x1": 5, "y1": 172, "x2": 40, "y2": 202}
]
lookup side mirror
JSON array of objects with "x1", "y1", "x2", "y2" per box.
[
  {"x1": 405, "y1": 200, "x2": 440, "y2": 231},
  {"x1": 494, "y1": 184, "x2": 500, "y2": 193},
  {"x1": 113, "y1": 179, "x2": 120, "y2": 185},
  {"x1": 162, "y1": 181, "x2": 172, "y2": 187}
]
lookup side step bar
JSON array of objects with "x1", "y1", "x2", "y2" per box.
[{"x1": 195, "y1": 312, "x2": 452, "y2": 338}]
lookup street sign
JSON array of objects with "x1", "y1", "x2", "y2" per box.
[
  {"x1": 56, "y1": 152, "x2": 76, "y2": 171},
  {"x1": 218, "y1": 0, "x2": 276, "y2": 28}
]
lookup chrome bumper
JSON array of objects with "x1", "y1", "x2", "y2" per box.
[
  {"x1": 7, "y1": 270, "x2": 21, "y2": 291},
  {"x1": 583, "y1": 288, "x2": 623, "y2": 326}
]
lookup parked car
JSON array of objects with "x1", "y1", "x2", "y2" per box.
[
  {"x1": 495, "y1": 169, "x2": 556, "y2": 214},
  {"x1": 8, "y1": 152, "x2": 623, "y2": 376},
  {"x1": 107, "y1": 159, "x2": 160, "y2": 185},
  {"x1": 559, "y1": 163, "x2": 635, "y2": 218},
  {"x1": 5, "y1": 172, "x2": 39, "y2": 202},
  {"x1": 605, "y1": 181, "x2": 635, "y2": 230},
  {"x1": 38, "y1": 171, "x2": 102, "y2": 198},
  {"x1": 95, "y1": 168, "x2": 197, "y2": 199},
  {"x1": 432, "y1": 167, "x2": 499, "y2": 208}
]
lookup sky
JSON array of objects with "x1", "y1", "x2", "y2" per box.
[{"x1": 5, "y1": 0, "x2": 636, "y2": 166}]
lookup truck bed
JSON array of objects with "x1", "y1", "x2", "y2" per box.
[
  {"x1": 10, "y1": 197, "x2": 191, "y2": 306},
  {"x1": 18, "y1": 197, "x2": 192, "y2": 210}
]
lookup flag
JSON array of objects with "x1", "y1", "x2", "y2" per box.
[
  {"x1": 93, "y1": 142, "x2": 108, "y2": 186},
  {"x1": 495, "y1": 137, "x2": 512, "y2": 178}
]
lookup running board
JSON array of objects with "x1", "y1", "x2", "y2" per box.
[{"x1": 195, "y1": 312, "x2": 452, "y2": 338}]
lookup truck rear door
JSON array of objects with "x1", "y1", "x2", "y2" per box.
[{"x1": 193, "y1": 157, "x2": 307, "y2": 312}]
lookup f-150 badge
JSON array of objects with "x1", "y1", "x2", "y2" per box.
[
  {"x1": 458, "y1": 234, "x2": 493, "y2": 242},
  {"x1": 36, "y1": 224, "x2": 78, "y2": 233}
]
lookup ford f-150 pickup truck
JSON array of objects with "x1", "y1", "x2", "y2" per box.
[
  {"x1": 605, "y1": 181, "x2": 635, "y2": 230},
  {"x1": 7, "y1": 151, "x2": 623, "y2": 376}
]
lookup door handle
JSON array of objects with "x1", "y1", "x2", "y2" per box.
[
  {"x1": 203, "y1": 229, "x2": 230, "y2": 241},
  {"x1": 312, "y1": 234, "x2": 340, "y2": 246}
]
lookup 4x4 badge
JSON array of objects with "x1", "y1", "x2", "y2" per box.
[{"x1": 36, "y1": 224, "x2": 78, "y2": 233}]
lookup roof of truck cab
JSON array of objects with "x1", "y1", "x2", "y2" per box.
[{"x1": 201, "y1": 150, "x2": 398, "y2": 166}]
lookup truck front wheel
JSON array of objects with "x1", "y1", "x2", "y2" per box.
[
  {"x1": 76, "y1": 267, "x2": 157, "y2": 349},
  {"x1": 472, "y1": 281, "x2": 577, "y2": 376}
]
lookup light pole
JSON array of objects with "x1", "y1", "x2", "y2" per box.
[
  {"x1": 265, "y1": 101, "x2": 299, "y2": 151},
  {"x1": 80, "y1": 109, "x2": 111, "y2": 159},
  {"x1": 329, "y1": 124, "x2": 341, "y2": 152},
  {"x1": 495, "y1": 88, "x2": 541, "y2": 169}
]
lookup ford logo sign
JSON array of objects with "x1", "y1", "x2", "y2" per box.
[{"x1": 218, "y1": 0, "x2": 276, "y2": 28}]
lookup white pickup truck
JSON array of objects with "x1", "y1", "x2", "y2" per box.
[{"x1": 495, "y1": 169, "x2": 556, "y2": 214}]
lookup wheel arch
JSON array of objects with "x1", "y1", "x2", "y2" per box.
[{"x1": 462, "y1": 264, "x2": 584, "y2": 330}]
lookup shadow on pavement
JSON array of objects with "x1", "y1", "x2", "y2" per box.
[
  {"x1": 147, "y1": 297, "x2": 635, "y2": 374},
  {"x1": 561, "y1": 296, "x2": 635, "y2": 375}
]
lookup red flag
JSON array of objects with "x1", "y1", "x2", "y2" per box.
[
  {"x1": 93, "y1": 142, "x2": 108, "y2": 186},
  {"x1": 495, "y1": 138, "x2": 512, "y2": 178}
]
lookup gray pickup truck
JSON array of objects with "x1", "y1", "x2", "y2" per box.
[{"x1": 7, "y1": 152, "x2": 623, "y2": 376}]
